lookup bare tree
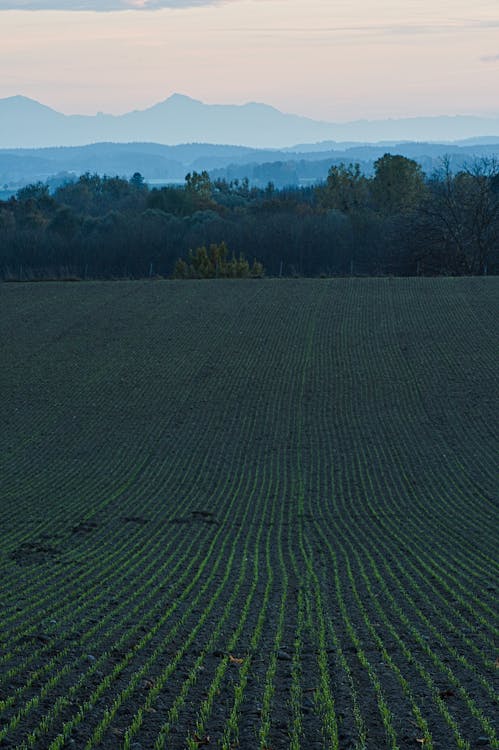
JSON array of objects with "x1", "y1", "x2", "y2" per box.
[{"x1": 417, "y1": 156, "x2": 499, "y2": 274}]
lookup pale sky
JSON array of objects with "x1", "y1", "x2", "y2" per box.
[{"x1": 0, "y1": 0, "x2": 498, "y2": 121}]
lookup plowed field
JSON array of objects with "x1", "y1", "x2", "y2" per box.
[{"x1": 0, "y1": 278, "x2": 497, "y2": 750}]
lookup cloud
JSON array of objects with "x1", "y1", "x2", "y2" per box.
[
  {"x1": 0, "y1": 0, "x2": 224, "y2": 9},
  {"x1": 481, "y1": 53, "x2": 499, "y2": 62}
]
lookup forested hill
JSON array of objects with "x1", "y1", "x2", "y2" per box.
[
  {"x1": 1, "y1": 138, "x2": 499, "y2": 195},
  {"x1": 0, "y1": 154, "x2": 498, "y2": 280}
]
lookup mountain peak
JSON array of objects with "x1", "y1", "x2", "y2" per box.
[
  {"x1": 138, "y1": 93, "x2": 203, "y2": 114},
  {"x1": 168, "y1": 92, "x2": 198, "y2": 101},
  {"x1": 164, "y1": 93, "x2": 202, "y2": 106},
  {"x1": 0, "y1": 95, "x2": 59, "y2": 114}
]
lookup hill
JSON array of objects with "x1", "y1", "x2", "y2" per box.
[
  {"x1": 1, "y1": 138, "x2": 499, "y2": 193},
  {"x1": 0, "y1": 277, "x2": 497, "y2": 749}
]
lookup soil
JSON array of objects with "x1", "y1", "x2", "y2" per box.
[{"x1": 0, "y1": 278, "x2": 497, "y2": 749}]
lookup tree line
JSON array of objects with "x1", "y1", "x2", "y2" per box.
[{"x1": 0, "y1": 154, "x2": 497, "y2": 280}]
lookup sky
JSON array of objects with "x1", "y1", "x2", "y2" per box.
[{"x1": 0, "y1": 0, "x2": 498, "y2": 122}]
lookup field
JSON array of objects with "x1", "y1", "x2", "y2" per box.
[{"x1": 0, "y1": 277, "x2": 497, "y2": 750}]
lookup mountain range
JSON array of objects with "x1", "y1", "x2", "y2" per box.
[{"x1": 2, "y1": 94, "x2": 499, "y2": 149}]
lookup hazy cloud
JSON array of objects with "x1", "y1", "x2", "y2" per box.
[
  {"x1": 0, "y1": 0, "x2": 225, "y2": 9},
  {"x1": 218, "y1": 19, "x2": 499, "y2": 38},
  {"x1": 481, "y1": 53, "x2": 499, "y2": 62}
]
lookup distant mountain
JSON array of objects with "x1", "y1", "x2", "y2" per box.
[{"x1": 1, "y1": 94, "x2": 499, "y2": 149}]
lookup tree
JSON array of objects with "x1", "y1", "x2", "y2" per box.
[
  {"x1": 185, "y1": 170, "x2": 212, "y2": 199},
  {"x1": 461, "y1": 158, "x2": 499, "y2": 274},
  {"x1": 184, "y1": 171, "x2": 219, "y2": 213},
  {"x1": 372, "y1": 154, "x2": 426, "y2": 214},
  {"x1": 48, "y1": 206, "x2": 80, "y2": 240},
  {"x1": 172, "y1": 242, "x2": 264, "y2": 279},
  {"x1": 417, "y1": 157, "x2": 499, "y2": 274},
  {"x1": 0, "y1": 208, "x2": 15, "y2": 233},
  {"x1": 317, "y1": 163, "x2": 369, "y2": 213},
  {"x1": 16, "y1": 182, "x2": 50, "y2": 202},
  {"x1": 129, "y1": 172, "x2": 146, "y2": 190}
]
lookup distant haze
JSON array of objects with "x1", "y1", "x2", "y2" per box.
[{"x1": 0, "y1": 0, "x2": 498, "y2": 123}]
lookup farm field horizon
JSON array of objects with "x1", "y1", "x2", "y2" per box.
[{"x1": 0, "y1": 277, "x2": 497, "y2": 750}]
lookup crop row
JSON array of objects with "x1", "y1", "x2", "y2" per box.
[{"x1": 0, "y1": 277, "x2": 497, "y2": 749}]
